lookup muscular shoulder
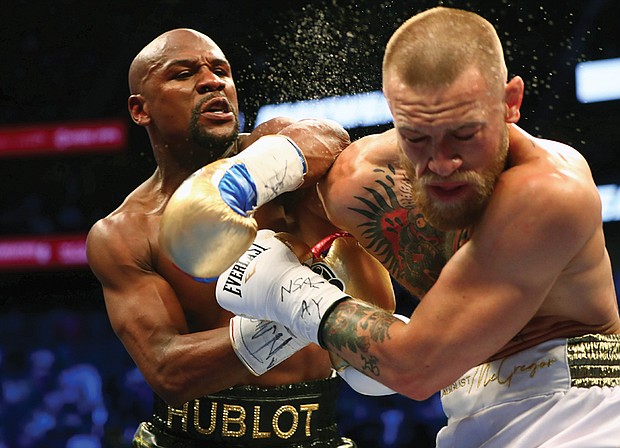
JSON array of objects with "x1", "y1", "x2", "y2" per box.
[
  {"x1": 319, "y1": 129, "x2": 408, "y2": 228},
  {"x1": 330, "y1": 129, "x2": 401, "y2": 177},
  {"x1": 479, "y1": 129, "x2": 602, "y2": 274},
  {"x1": 503, "y1": 128, "x2": 600, "y2": 231},
  {"x1": 87, "y1": 190, "x2": 158, "y2": 284}
]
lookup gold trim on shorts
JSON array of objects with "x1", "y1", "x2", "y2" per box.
[{"x1": 567, "y1": 334, "x2": 620, "y2": 388}]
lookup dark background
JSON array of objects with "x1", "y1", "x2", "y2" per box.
[{"x1": 0, "y1": 0, "x2": 619, "y2": 447}]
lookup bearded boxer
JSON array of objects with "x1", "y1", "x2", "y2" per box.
[
  {"x1": 86, "y1": 29, "x2": 395, "y2": 448},
  {"x1": 212, "y1": 8, "x2": 620, "y2": 447}
]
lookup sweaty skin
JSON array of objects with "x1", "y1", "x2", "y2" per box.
[
  {"x1": 318, "y1": 129, "x2": 450, "y2": 299},
  {"x1": 86, "y1": 29, "x2": 390, "y2": 408},
  {"x1": 317, "y1": 67, "x2": 619, "y2": 400}
]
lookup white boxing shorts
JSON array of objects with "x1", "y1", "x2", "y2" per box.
[{"x1": 437, "y1": 334, "x2": 620, "y2": 447}]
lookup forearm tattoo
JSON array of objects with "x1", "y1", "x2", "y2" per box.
[
  {"x1": 348, "y1": 164, "x2": 446, "y2": 296},
  {"x1": 322, "y1": 299, "x2": 397, "y2": 378}
]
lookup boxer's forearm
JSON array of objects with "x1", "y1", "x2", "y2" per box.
[
  {"x1": 277, "y1": 118, "x2": 350, "y2": 187},
  {"x1": 320, "y1": 299, "x2": 406, "y2": 390},
  {"x1": 140, "y1": 327, "x2": 253, "y2": 407}
]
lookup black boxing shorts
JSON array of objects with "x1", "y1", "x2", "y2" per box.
[{"x1": 131, "y1": 374, "x2": 356, "y2": 447}]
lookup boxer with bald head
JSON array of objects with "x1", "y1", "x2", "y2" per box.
[
  {"x1": 213, "y1": 7, "x2": 620, "y2": 447},
  {"x1": 87, "y1": 29, "x2": 395, "y2": 447}
]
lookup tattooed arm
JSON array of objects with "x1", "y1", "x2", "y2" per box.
[{"x1": 318, "y1": 129, "x2": 448, "y2": 299}]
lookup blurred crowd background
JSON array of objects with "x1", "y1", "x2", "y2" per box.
[{"x1": 1, "y1": 0, "x2": 619, "y2": 446}]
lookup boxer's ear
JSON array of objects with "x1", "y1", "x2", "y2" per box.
[
  {"x1": 504, "y1": 76, "x2": 524, "y2": 124},
  {"x1": 128, "y1": 94, "x2": 151, "y2": 126}
]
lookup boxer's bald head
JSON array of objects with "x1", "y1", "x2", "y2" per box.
[
  {"x1": 128, "y1": 29, "x2": 223, "y2": 95},
  {"x1": 382, "y1": 7, "x2": 507, "y2": 96}
]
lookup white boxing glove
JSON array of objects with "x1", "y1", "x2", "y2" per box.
[
  {"x1": 338, "y1": 367, "x2": 397, "y2": 396},
  {"x1": 216, "y1": 229, "x2": 348, "y2": 346},
  {"x1": 160, "y1": 136, "x2": 307, "y2": 282},
  {"x1": 229, "y1": 315, "x2": 308, "y2": 376},
  {"x1": 335, "y1": 314, "x2": 410, "y2": 396}
]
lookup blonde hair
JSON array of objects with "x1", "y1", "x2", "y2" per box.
[{"x1": 383, "y1": 7, "x2": 507, "y2": 93}]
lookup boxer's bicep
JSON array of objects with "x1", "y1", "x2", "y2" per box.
[{"x1": 88, "y1": 219, "x2": 189, "y2": 340}]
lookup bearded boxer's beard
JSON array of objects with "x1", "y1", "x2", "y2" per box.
[
  {"x1": 403, "y1": 128, "x2": 509, "y2": 231},
  {"x1": 189, "y1": 103, "x2": 240, "y2": 162}
]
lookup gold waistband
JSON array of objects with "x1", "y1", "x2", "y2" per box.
[
  {"x1": 150, "y1": 375, "x2": 342, "y2": 445},
  {"x1": 567, "y1": 334, "x2": 620, "y2": 388}
]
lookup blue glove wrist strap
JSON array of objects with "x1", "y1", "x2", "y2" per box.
[{"x1": 218, "y1": 164, "x2": 257, "y2": 216}]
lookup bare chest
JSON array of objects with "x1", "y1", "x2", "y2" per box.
[{"x1": 154, "y1": 235, "x2": 233, "y2": 331}]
